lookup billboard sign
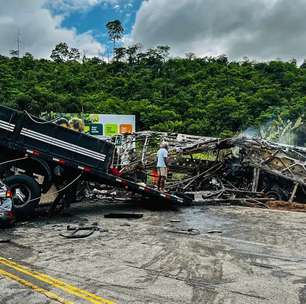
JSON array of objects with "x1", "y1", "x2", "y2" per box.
[{"x1": 44, "y1": 113, "x2": 136, "y2": 139}]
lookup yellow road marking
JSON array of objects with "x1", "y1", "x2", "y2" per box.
[
  {"x1": 0, "y1": 257, "x2": 115, "y2": 304},
  {"x1": 0, "y1": 268, "x2": 74, "y2": 304}
]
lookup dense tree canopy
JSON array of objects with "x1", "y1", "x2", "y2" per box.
[{"x1": 1, "y1": 44, "x2": 306, "y2": 140}]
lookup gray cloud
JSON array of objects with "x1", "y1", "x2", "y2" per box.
[
  {"x1": 0, "y1": 0, "x2": 104, "y2": 58},
  {"x1": 131, "y1": 0, "x2": 306, "y2": 61}
]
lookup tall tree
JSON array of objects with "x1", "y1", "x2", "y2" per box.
[
  {"x1": 126, "y1": 43, "x2": 142, "y2": 65},
  {"x1": 50, "y1": 43, "x2": 70, "y2": 63},
  {"x1": 156, "y1": 45, "x2": 170, "y2": 62},
  {"x1": 114, "y1": 47, "x2": 126, "y2": 62},
  {"x1": 106, "y1": 20, "x2": 124, "y2": 55},
  {"x1": 185, "y1": 52, "x2": 196, "y2": 60},
  {"x1": 50, "y1": 43, "x2": 80, "y2": 62},
  {"x1": 68, "y1": 48, "x2": 81, "y2": 61}
]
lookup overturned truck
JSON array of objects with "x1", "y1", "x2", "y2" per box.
[{"x1": 0, "y1": 106, "x2": 186, "y2": 218}]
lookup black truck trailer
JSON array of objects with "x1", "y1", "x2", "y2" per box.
[{"x1": 0, "y1": 105, "x2": 188, "y2": 217}]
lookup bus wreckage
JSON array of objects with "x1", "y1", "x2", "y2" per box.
[
  {"x1": 1, "y1": 104, "x2": 306, "y2": 220},
  {"x1": 112, "y1": 131, "x2": 306, "y2": 210}
]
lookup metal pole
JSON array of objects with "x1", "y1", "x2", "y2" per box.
[{"x1": 289, "y1": 182, "x2": 299, "y2": 203}]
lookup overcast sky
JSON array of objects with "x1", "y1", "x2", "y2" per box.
[{"x1": 1, "y1": 0, "x2": 306, "y2": 61}]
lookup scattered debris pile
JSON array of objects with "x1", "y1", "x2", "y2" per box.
[{"x1": 112, "y1": 132, "x2": 306, "y2": 210}]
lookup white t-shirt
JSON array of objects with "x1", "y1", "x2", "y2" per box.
[{"x1": 157, "y1": 148, "x2": 168, "y2": 168}]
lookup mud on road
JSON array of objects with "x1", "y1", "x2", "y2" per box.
[{"x1": 1, "y1": 202, "x2": 306, "y2": 304}]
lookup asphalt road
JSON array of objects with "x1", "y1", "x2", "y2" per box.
[{"x1": 1, "y1": 202, "x2": 306, "y2": 304}]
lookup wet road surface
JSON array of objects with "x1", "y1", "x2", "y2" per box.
[{"x1": 1, "y1": 202, "x2": 306, "y2": 303}]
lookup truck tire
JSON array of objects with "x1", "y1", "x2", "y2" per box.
[{"x1": 4, "y1": 175, "x2": 41, "y2": 218}]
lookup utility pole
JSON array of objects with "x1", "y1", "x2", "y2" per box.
[
  {"x1": 17, "y1": 29, "x2": 21, "y2": 58},
  {"x1": 10, "y1": 29, "x2": 21, "y2": 57}
]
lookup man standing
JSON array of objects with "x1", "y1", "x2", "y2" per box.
[{"x1": 156, "y1": 143, "x2": 168, "y2": 192}]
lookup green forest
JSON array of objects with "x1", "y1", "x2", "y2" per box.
[{"x1": 1, "y1": 42, "x2": 306, "y2": 140}]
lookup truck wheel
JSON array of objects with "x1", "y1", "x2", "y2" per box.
[{"x1": 4, "y1": 175, "x2": 41, "y2": 218}]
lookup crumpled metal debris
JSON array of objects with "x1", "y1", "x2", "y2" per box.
[{"x1": 110, "y1": 132, "x2": 306, "y2": 210}]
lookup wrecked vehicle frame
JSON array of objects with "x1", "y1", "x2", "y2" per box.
[{"x1": 113, "y1": 131, "x2": 306, "y2": 208}]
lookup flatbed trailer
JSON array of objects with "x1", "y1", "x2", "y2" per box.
[{"x1": 0, "y1": 105, "x2": 189, "y2": 217}]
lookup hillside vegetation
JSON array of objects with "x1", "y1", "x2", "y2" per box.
[{"x1": 1, "y1": 47, "x2": 306, "y2": 138}]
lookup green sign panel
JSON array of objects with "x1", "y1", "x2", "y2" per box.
[{"x1": 104, "y1": 123, "x2": 118, "y2": 136}]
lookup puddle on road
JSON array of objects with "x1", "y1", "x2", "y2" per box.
[{"x1": 181, "y1": 207, "x2": 236, "y2": 233}]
